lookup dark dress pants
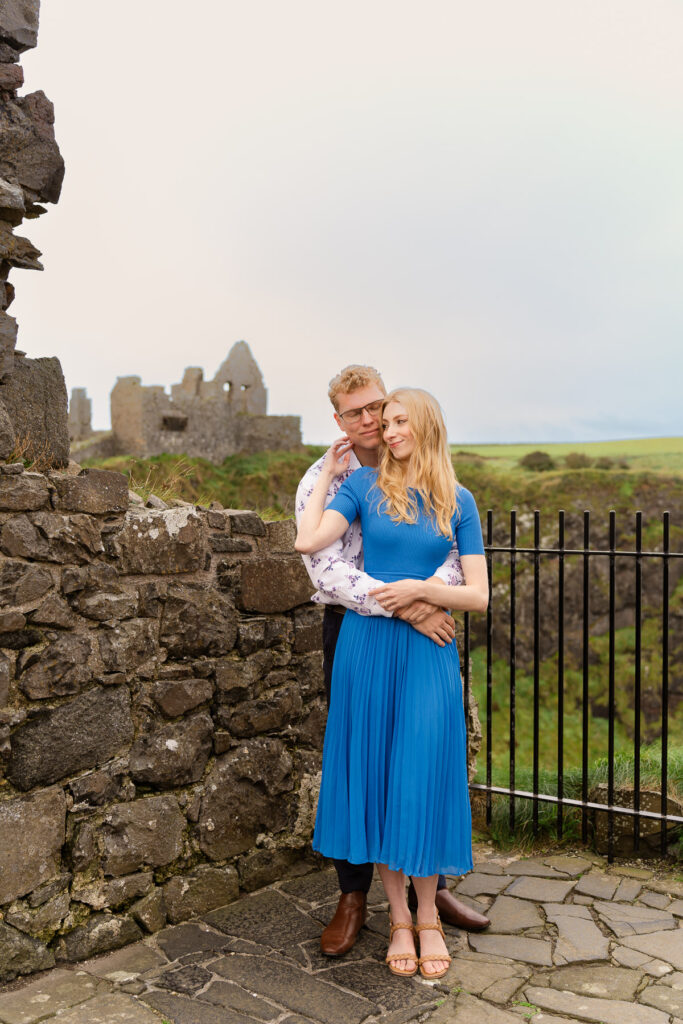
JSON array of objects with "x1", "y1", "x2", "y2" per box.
[{"x1": 322, "y1": 606, "x2": 447, "y2": 894}]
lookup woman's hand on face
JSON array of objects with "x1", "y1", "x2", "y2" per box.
[
  {"x1": 324, "y1": 437, "x2": 353, "y2": 477},
  {"x1": 368, "y1": 579, "x2": 426, "y2": 612}
]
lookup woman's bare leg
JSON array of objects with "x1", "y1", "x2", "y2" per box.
[
  {"x1": 377, "y1": 864, "x2": 416, "y2": 973},
  {"x1": 412, "y1": 874, "x2": 450, "y2": 976}
]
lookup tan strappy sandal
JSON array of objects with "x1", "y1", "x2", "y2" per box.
[
  {"x1": 385, "y1": 919, "x2": 418, "y2": 977},
  {"x1": 415, "y1": 914, "x2": 451, "y2": 980}
]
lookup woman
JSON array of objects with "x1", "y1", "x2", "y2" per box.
[{"x1": 295, "y1": 388, "x2": 488, "y2": 979}]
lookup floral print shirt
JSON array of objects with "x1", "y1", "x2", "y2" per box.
[{"x1": 295, "y1": 451, "x2": 464, "y2": 617}]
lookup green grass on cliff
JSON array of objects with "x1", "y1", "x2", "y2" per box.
[{"x1": 83, "y1": 448, "x2": 327, "y2": 518}]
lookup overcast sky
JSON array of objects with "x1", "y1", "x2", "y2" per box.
[{"x1": 16, "y1": 1, "x2": 683, "y2": 444}]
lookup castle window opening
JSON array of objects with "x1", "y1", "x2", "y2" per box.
[{"x1": 161, "y1": 414, "x2": 188, "y2": 431}]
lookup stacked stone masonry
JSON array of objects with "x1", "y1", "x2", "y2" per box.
[
  {"x1": 0, "y1": 462, "x2": 482, "y2": 984},
  {"x1": 0, "y1": 0, "x2": 69, "y2": 468}
]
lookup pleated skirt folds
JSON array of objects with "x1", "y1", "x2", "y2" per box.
[{"x1": 312, "y1": 611, "x2": 473, "y2": 878}]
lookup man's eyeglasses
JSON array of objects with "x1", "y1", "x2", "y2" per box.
[{"x1": 338, "y1": 400, "x2": 383, "y2": 424}]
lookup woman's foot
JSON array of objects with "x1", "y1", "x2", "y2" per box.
[
  {"x1": 415, "y1": 913, "x2": 451, "y2": 979},
  {"x1": 385, "y1": 919, "x2": 418, "y2": 977}
]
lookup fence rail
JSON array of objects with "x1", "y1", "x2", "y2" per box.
[{"x1": 463, "y1": 508, "x2": 682, "y2": 861}]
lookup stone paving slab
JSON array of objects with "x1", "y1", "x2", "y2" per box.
[
  {"x1": 469, "y1": 933, "x2": 553, "y2": 965},
  {"x1": 48, "y1": 993, "x2": 163, "y2": 1024},
  {"x1": 642, "y1": 958, "x2": 674, "y2": 978},
  {"x1": 487, "y1": 895, "x2": 544, "y2": 932},
  {"x1": 612, "y1": 945, "x2": 651, "y2": 968},
  {"x1": 592, "y1": 899, "x2": 676, "y2": 936},
  {"x1": 573, "y1": 873, "x2": 620, "y2": 900},
  {"x1": 200, "y1": 979, "x2": 279, "y2": 1019},
  {"x1": 0, "y1": 970, "x2": 108, "y2": 1024},
  {"x1": 505, "y1": 876, "x2": 576, "y2": 902},
  {"x1": 614, "y1": 878, "x2": 643, "y2": 901},
  {"x1": 506, "y1": 858, "x2": 569, "y2": 878},
  {"x1": 551, "y1": 914, "x2": 610, "y2": 964},
  {"x1": 640, "y1": 891, "x2": 671, "y2": 910},
  {"x1": 212, "y1": 952, "x2": 376, "y2": 1024},
  {"x1": 429, "y1": 991, "x2": 522, "y2": 1023},
  {"x1": 4, "y1": 853, "x2": 683, "y2": 1024},
  {"x1": 449, "y1": 956, "x2": 529, "y2": 996},
  {"x1": 543, "y1": 855, "x2": 594, "y2": 877},
  {"x1": 142, "y1": 990, "x2": 257, "y2": 1024},
  {"x1": 640, "y1": 984, "x2": 683, "y2": 1015},
  {"x1": 79, "y1": 942, "x2": 167, "y2": 980},
  {"x1": 621, "y1": 929, "x2": 683, "y2": 970},
  {"x1": 524, "y1": 985, "x2": 670, "y2": 1024},
  {"x1": 455, "y1": 873, "x2": 514, "y2": 897},
  {"x1": 541, "y1": 964, "x2": 643, "y2": 1000},
  {"x1": 483, "y1": 975, "x2": 527, "y2": 1003}
]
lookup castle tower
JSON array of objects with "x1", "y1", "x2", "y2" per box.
[{"x1": 213, "y1": 341, "x2": 267, "y2": 415}]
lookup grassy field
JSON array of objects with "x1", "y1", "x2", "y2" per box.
[{"x1": 454, "y1": 436, "x2": 683, "y2": 475}]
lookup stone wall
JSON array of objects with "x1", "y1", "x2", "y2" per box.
[
  {"x1": 0, "y1": 463, "x2": 326, "y2": 982},
  {"x1": 0, "y1": 0, "x2": 69, "y2": 469},
  {"x1": 0, "y1": 463, "x2": 481, "y2": 983}
]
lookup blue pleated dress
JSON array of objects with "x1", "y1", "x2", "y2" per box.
[{"x1": 312, "y1": 468, "x2": 484, "y2": 878}]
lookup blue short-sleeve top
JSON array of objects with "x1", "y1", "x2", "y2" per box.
[{"x1": 327, "y1": 466, "x2": 484, "y2": 582}]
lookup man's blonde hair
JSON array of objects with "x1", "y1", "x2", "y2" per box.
[{"x1": 328, "y1": 364, "x2": 386, "y2": 411}]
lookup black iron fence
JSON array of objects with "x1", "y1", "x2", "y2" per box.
[{"x1": 463, "y1": 508, "x2": 683, "y2": 861}]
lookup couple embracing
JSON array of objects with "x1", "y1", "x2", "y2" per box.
[{"x1": 295, "y1": 365, "x2": 489, "y2": 980}]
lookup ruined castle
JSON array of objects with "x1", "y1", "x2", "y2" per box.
[{"x1": 108, "y1": 341, "x2": 302, "y2": 461}]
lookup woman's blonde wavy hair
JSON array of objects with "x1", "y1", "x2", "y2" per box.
[{"x1": 374, "y1": 388, "x2": 458, "y2": 538}]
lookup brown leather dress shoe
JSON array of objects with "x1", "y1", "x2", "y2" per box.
[
  {"x1": 321, "y1": 891, "x2": 367, "y2": 956},
  {"x1": 408, "y1": 886, "x2": 490, "y2": 931}
]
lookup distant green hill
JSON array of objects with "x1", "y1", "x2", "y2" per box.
[{"x1": 454, "y1": 436, "x2": 683, "y2": 475}]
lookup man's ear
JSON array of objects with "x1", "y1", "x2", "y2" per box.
[{"x1": 333, "y1": 413, "x2": 344, "y2": 432}]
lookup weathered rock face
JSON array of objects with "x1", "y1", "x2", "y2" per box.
[
  {"x1": 100, "y1": 796, "x2": 186, "y2": 877},
  {"x1": 0, "y1": 464, "x2": 483, "y2": 982},
  {"x1": 199, "y1": 739, "x2": 294, "y2": 859},
  {"x1": 0, "y1": 786, "x2": 65, "y2": 903},
  {"x1": 0, "y1": 354, "x2": 69, "y2": 467},
  {"x1": 52, "y1": 468, "x2": 128, "y2": 514},
  {"x1": 0, "y1": 1, "x2": 41, "y2": 53},
  {"x1": 105, "y1": 508, "x2": 206, "y2": 574},
  {"x1": 8, "y1": 685, "x2": 134, "y2": 789},
  {"x1": 129, "y1": 712, "x2": 213, "y2": 788},
  {"x1": 240, "y1": 556, "x2": 314, "y2": 613},
  {"x1": 160, "y1": 583, "x2": 237, "y2": 657},
  {"x1": 0, "y1": 921, "x2": 54, "y2": 984}
]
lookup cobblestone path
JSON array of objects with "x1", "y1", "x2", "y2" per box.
[{"x1": 3, "y1": 847, "x2": 683, "y2": 1023}]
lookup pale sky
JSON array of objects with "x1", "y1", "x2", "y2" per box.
[{"x1": 16, "y1": 1, "x2": 683, "y2": 444}]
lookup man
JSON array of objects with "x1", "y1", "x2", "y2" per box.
[{"x1": 295, "y1": 364, "x2": 489, "y2": 957}]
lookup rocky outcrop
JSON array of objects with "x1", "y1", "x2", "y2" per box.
[{"x1": 0, "y1": 462, "x2": 483, "y2": 981}]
